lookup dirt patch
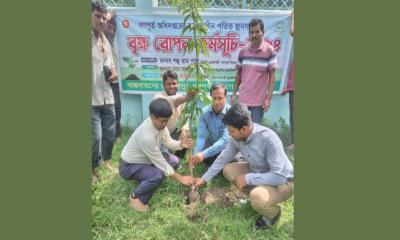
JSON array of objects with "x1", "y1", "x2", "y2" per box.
[
  {"x1": 202, "y1": 186, "x2": 248, "y2": 206},
  {"x1": 189, "y1": 189, "x2": 200, "y2": 203},
  {"x1": 184, "y1": 188, "x2": 201, "y2": 221},
  {"x1": 184, "y1": 186, "x2": 248, "y2": 220}
]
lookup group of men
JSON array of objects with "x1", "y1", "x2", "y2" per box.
[{"x1": 91, "y1": 0, "x2": 294, "y2": 231}]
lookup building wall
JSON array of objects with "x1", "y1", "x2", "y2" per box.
[
  {"x1": 121, "y1": 93, "x2": 290, "y2": 129},
  {"x1": 117, "y1": 0, "x2": 291, "y2": 129}
]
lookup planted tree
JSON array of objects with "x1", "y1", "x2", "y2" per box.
[{"x1": 171, "y1": 0, "x2": 214, "y2": 202}]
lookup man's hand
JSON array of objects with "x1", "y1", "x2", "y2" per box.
[
  {"x1": 190, "y1": 152, "x2": 205, "y2": 167},
  {"x1": 186, "y1": 89, "x2": 196, "y2": 99},
  {"x1": 107, "y1": 67, "x2": 118, "y2": 82},
  {"x1": 230, "y1": 94, "x2": 237, "y2": 105},
  {"x1": 180, "y1": 136, "x2": 193, "y2": 149},
  {"x1": 194, "y1": 177, "x2": 205, "y2": 188},
  {"x1": 179, "y1": 129, "x2": 190, "y2": 140},
  {"x1": 262, "y1": 98, "x2": 271, "y2": 112},
  {"x1": 236, "y1": 174, "x2": 247, "y2": 188},
  {"x1": 178, "y1": 175, "x2": 194, "y2": 186}
]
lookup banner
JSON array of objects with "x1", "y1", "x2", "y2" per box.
[{"x1": 115, "y1": 12, "x2": 292, "y2": 94}]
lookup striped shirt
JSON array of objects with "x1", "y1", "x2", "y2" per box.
[{"x1": 237, "y1": 41, "x2": 278, "y2": 106}]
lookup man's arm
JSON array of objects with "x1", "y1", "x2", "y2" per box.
[
  {"x1": 174, "y1": 90, "x2": 196, "y2": 108},
  {"x1": 202, "y1": 127, "x2": 229, "y2": 159},
  {"x1": 231, "y1": 51, "x2": 243, "y2": 105},
  {"x1": 262, "y1": 68, "x2": 275, "y2": 112},
  {"x1": 201, "y1": 139, "x2": 239, "y2": 182},
  {"x1": 245, "y1": 134, "x2": 290, "y2": 186},
  {"x1": 104, "y1": 36, "x2": 118, "y2": 82},
  {"x1": 171, "y1": 172, "x2": 193, "y2": 186},
  {"x1": 161, "y1": 127, "x2": 183, "y2": 151},
  {"x1": 231, "y1": 68, "x2": 242, "y2": 105},
  {"x1": 244, "y1": 172, "x2": 287, "y2": 186},
  {"x1": 193, "y1": 113, "x2": 207, "y2": 154},
  {"x1": 190, "y1": 113, "x2": 207, "y2": 166},
  {"x1": 140, "y1": 137, "x2": 175, "y2": 176},
  {"x1": 195, "y1": 140, "x2": 239, "y2": 187}
]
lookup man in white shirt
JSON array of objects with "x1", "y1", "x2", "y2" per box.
[
  {"x1": 154, "y1": 70, "x2": 194, "y2": 158},
  {"x1": 120, "y1": 98, "x2": 194, "y2": 212},
  {"x1": 91, "y1": 1, "x2": 118, "y2": 182}
]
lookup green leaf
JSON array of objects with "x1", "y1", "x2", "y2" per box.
[
  {"x1": 195, "y1": 43, "x2": 200, "y2": 57},
  {"x1": 181, "y1": 24, "x2": 192, "y2": 36},
  {"x1": 198, "y1": 38, "x2": 209, "y2": 56},
  {"x1": 183, "y1": 14, "x2": 191, "y2": 26}
]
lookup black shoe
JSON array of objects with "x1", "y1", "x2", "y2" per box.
[{"x1": 255, "y1": 207, "x2": 281, "y2": 230}]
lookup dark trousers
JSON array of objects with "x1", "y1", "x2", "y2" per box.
[
  {"x1": 247, "y1": 105, "x2": 264, "y2": 124},
  {"x1": 289, "y1": 91, "x2": 294, "y2": 144},
  {"x1": 170, "y1": 129, "x2": 186, "y2": 159},
  {"x1": 119, "y1": 153, "x2": 179, "y2": 205},
  {"x1": 92, "y1": 104, "x2": 115, "y2": 169},
  {"x1": 110, "y1": 83, "x2": 121, "y2": 138}
]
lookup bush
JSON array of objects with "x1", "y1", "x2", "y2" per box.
[{"x1": 262, "y1": 117, "x2": 291, "y2": 147}]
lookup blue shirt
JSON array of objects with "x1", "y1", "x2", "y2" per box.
[
  {"x1": 193, "y1": 104, "x2": 230, "y2": 158},
  {"x1": 202, "y1": 123, "x2": 294, "y2": 186}
]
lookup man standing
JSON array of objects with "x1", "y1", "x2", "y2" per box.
[
  {"x1": 91, "y1": 1, "x2": 118, "y2": 182},
  {"x1": 281, "y1": 11, "x2": 295, "y2": 150},
  {"x1": 194, "y1": 103, "x2": 294, "y2": 230},
  {"x1": 120, "y1": 98, "x2": 193, "y2": 212},
  {"x1": 190, "y1": 84, "x2": 230, "y2": 167},
  {"x1": 231, "y1": 18, "x2": 278, "y2": 124},
  {"x1": 104, "y1": 11, "x2": 122, "y2": 144}
]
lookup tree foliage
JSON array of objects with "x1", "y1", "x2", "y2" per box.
[{"x1": 172, "y1": 0, "x2": 214, "y2": 169}]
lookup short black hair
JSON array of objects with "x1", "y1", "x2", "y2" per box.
[
  {"x1": 162, "y1": 70, "x2": 178, "y2": 83},
  {"x1": 210, "y1": 83, "x2": 227, "y2": 96},
  {"x1": 249, "y1": 18, "x2": 264, "y2": 33},
  {"x1": 149, "y1": 98, "x2": 172, "y2": 118},
  {"x1": 222, "y1": 103, "x2": 251, "y2": 130},
  {"x1": 92, "y1": 1, "x2": 107, "y2": 13}
]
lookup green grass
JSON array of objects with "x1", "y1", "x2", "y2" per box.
[{"x1": 92, "y1": 127, "x2": 294, "y2": 239}]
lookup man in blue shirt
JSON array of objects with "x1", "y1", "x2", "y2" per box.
[
  {"x1": 194, "y1": 103, "x2": 294, "y2": 230},
  {"x1": 190, "y1": 84, "x2": 230, "y2": 166}
]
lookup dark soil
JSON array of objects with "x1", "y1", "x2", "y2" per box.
[
  {"x1": 184, "y1": 186, "x2": 248, "y2": 220},
  {"x1": 202, "y1": 186, "x2": 247, "y2": 207}
]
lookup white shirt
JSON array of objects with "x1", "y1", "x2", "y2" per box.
[
  {"x1": 92, "y1": 31, "x2": 115, "y2": 106},
  {"x1": 154, "y1": 91, "x2": 188, "y2": 133},
  {"x1": 121, "y1": 117, "x2": 182, "y2": 176}
]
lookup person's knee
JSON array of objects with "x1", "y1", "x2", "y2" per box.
[
  {"x1": 150, "y1": 170, "x2": 165, "y2": 184},
  {"x1": 250, "y1": 187, "x2": 271, "y2": 209},
  {"x1": 92, "y1": 127, "x2": 101, "y2": 143},
  {"x1": 222, "y1": 165, "x2": 235, "y2": 181},
  {"x1": 170, "y1": 155, "x2": 180, "y2": 170}
]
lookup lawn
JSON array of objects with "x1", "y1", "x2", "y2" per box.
[{"x1": 92, "y1": 127, "x2": 294, "y2": 240}]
